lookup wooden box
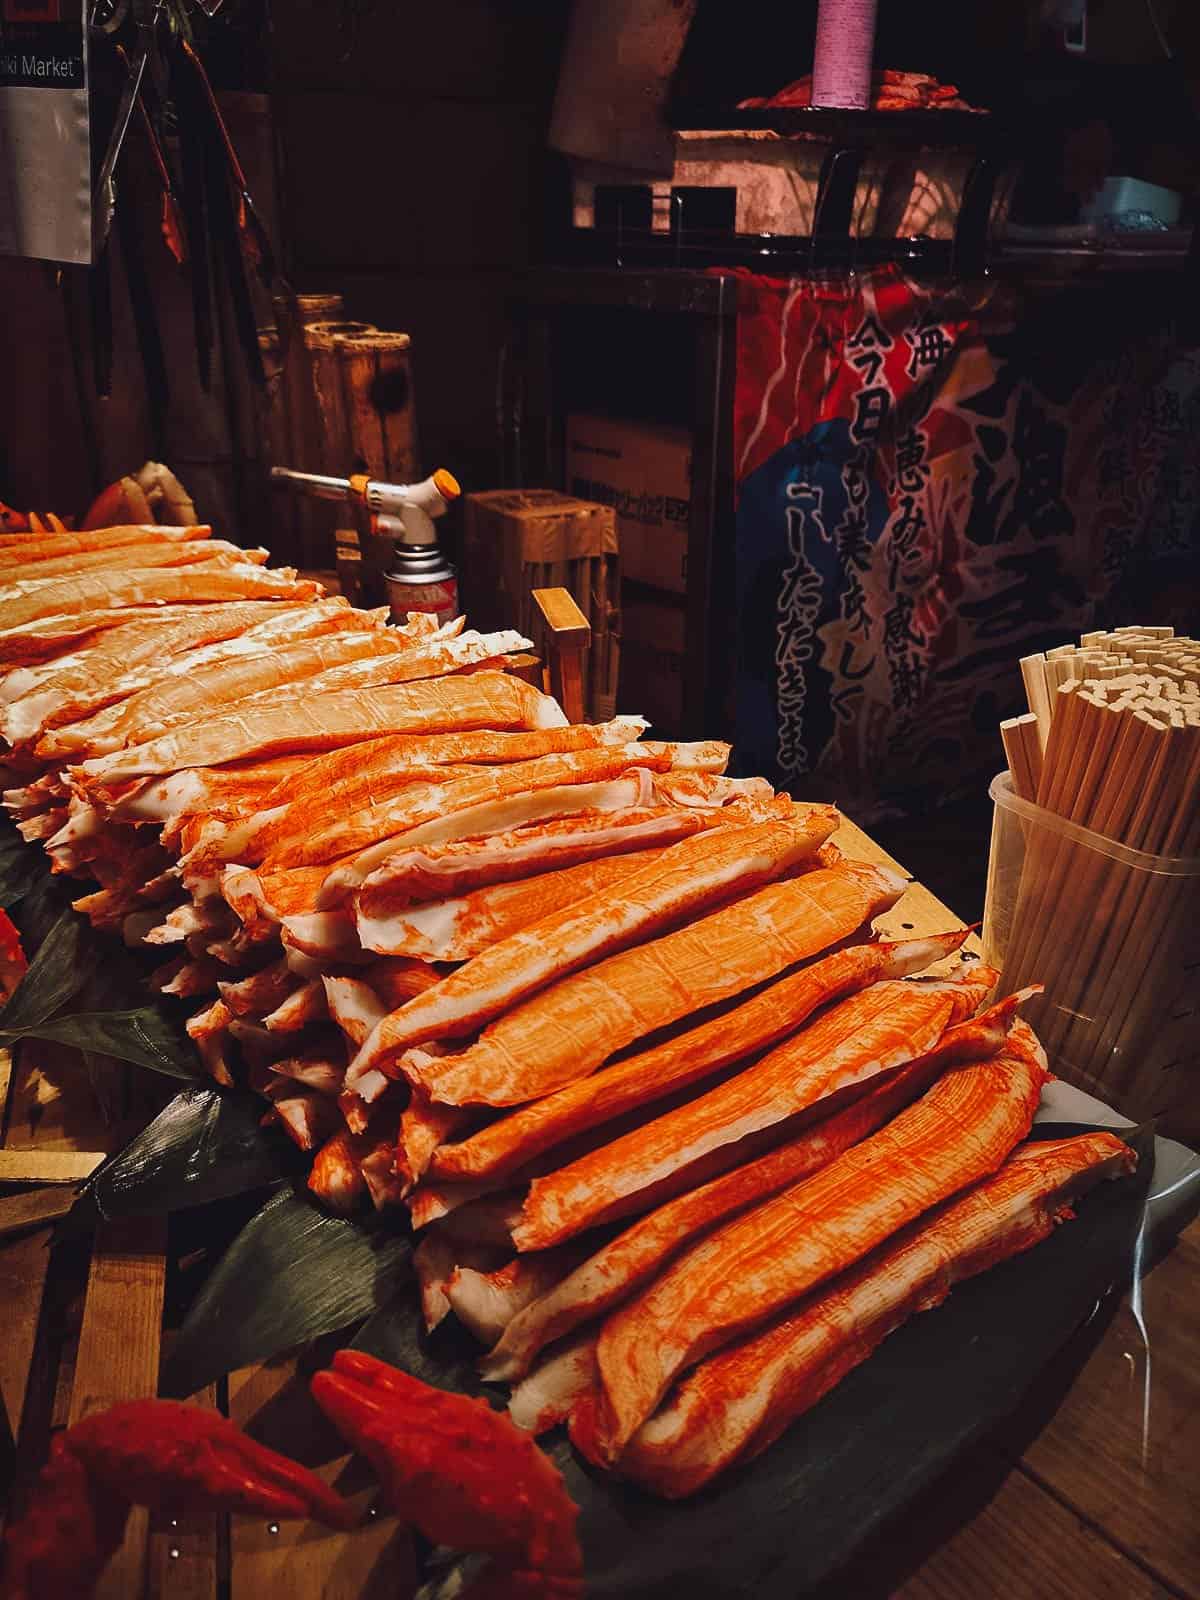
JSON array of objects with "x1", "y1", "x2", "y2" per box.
[{"x1": 463, "y1": 489, "x2": 620, "y2": 722}]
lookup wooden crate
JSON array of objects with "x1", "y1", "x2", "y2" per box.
[{"x1": 463, "y1": 490, "x2": 620, "y2": 722}]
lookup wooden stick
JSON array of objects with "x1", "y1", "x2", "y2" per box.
[
  {"x1": 0, "y1": 1187, "x2": 74, "y2": 1240},
  {"x1": 0, "y1": 1150, "x2": 104, "y2": 1184},
  {"x1": 1073, "y1": 714, "x2": 1183, "y2": 1089},
  {"x1": 533, "y1": 587, "x2": 591, "y2": 725},
  {"x1": 1002, "y1": 688, "x2": 1088, "y2": 988},
  {"x1": 1001, "y1": 719, "x2": 1032, "y2": 800},
  {"x1": 69, "y1": 1217, "x2": 166, "y2": 1600},
  {"x1": 1094, "y1": 718, "x2": 1200, "y2": 1100},
  {"x1": 1040, "y1": 708, "x2": 1162, "y2": 1042},
  {"x1": 1020, "y1": 654, "x2": 1052, "y2": 750},
  {"x1": 1005, "y1": 695, "x2": 1121, "y2": 1007}
]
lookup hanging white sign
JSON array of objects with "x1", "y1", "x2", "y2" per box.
[{"x1": 0, "y1": 0, "x2": 91, "y2": 264}]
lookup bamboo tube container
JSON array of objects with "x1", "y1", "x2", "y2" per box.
[
  {"x1": 303, "y1": 320, "x2": 379, "y2": 477},
  {"x1": 335, "y1": 331, "x2": 418, "y2": 482},
  {"x1": 332, "y1": 331, "x2": 418, "y2": 606},
  {"x1": 271, "y1": 291, "x2": 346, "y2": 568},
  {"x1": 273, "y1": 292, "x2": 344, "y2": 464},
  {"x1": 302, "y1": 319, "x2": 379, "y2": 571}
]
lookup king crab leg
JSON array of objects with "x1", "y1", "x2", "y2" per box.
[{"x1": 311, "y1": 1350, "x2": 584, "y2": 1599}]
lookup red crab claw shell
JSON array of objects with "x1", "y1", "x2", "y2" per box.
[
  {"x1": 311, "y1": 1351, "x2": 583, "y2": 1593},
  {"x1": 2, "y1": 1434, "x2": 129, "y2": 1600},
  {"x1": 65, "y1": 1400, "x2": 358, "y2": 1528},
  {"x1": 0, "y1": 905, "x2": 28, "y2": 1001}
]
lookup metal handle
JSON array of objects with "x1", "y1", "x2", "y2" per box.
[{"x1": 269, "y1": 467, "x2": 353, "y2": 503}]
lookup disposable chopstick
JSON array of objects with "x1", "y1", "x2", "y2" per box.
[
  {"x1": 1096, "y1": 716, "x2": 1200, "y2": 1088},
  {"x1": 1046, "y1": 708, "x2": 1162, "y2": 1026},
  {"x1": 1020, "y1": 654, "x2": 1052, "y2": 750},
  {"x1": 1006, "y1": 694, "x2": 1119, "y2": 1002},
  {"x1": 997, "y1": 628, "x2": 1197, "y2": 1114},
  {"x1": 1077, "y1": 713, "x2": 1182, "y2": 1086},
  {"x1": 1000, "y1": 715, "x2": 1039, "y2": 801}
]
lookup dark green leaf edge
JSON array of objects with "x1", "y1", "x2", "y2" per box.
[{"x1": 161, "y1": 1185, "x2": 412, "y2": 1399}]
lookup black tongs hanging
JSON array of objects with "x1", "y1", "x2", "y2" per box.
[
  {"x1": 91, "y1": 0, "x2": 159, "y2": 256},
  {"x1": 180, "y1": 36, "x2": 276, "y2": 288}
]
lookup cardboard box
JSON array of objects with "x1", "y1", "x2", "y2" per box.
[
  {"x1": 565, "y1": 414, "x2": 691, "y2": 595},
  {"x1": 619, "y1": 594, "x2": 686, "y2": 737}
]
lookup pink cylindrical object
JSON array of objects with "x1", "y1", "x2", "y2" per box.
[{"x1": 812, "y1": 0, "x2": 879, "y2": 111}]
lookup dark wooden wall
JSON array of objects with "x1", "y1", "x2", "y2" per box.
[
  {"x1": 0, "y1": 3, "x2": 565, "y2": 529},
  {"x1": 269, "y1": 1, "x2": 567, "y2": 499}
]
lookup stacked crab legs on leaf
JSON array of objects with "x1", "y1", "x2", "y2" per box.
[
  {"x1": 0, "y1": 490, "x2": 1139, "y2": 1501},
  {"x1": 2, "y1": 1354, "x2": 583, "y2": 1600}
]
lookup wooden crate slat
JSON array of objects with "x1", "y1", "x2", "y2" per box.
[
  {"x1": 4, "y1": 1039, "x2": 115, "y2": 1155},
  {"x1": 0, "y1": 1044, "x2": 13, "y2": 1134},
  {"x1": 0, "y1": 1229, "x2": 54, "y2": 1487},
  {"x1": 0, "y1": 1149, "x2": 105, "y2": 1184},
  {"x1": 227, "y1": 1360, "x2": 410, "y2": 1598},
  {"x1": 145, "y1": 1378, "x2": 221, "y2": 1600},
  {"x1": 68, "y1": 1216, "x2": 167, "y2": 1600},
  {"x1": 0, "y1": 1187, "x2": 75, "y2": 1239}
]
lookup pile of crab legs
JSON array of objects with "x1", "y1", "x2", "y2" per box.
[{"x1": 2, "y1": 1352, "x2": 582, "y2": 1600}]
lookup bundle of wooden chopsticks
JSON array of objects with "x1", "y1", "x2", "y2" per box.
[{"x1": 995, "y1": 627, "x2": 1200, "y2": 1121}]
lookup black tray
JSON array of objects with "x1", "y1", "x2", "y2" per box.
[{"x1": 357, "y1": 1121, "x2": 1152, "y2": 1599}]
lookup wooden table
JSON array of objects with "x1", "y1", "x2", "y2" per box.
[{"x1": 0, "y1": 818, "x2": 1195, "y2": 1599}]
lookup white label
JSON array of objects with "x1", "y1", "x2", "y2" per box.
[
  {"x1": 388, "y1": 576, "x2": 459, "y2": 627},
  {"x1": 0, "y1": 1, "x2": 91, "y2": 263}
]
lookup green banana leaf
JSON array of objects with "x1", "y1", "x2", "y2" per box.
[
  {"x1": 0, "y1": 905, "x2": 88, "y2": 1030},
  {"x1": 6, "y1": 1007, "x2": 203, "y2": 1079},
  {"x1": 0, "y1": 824, "x2": 50, "y2": 909},
  {"x1": 0, "y1": 834, "x2": 202, "y2": 1081},
  {"x1": 162, "y1": 1185, "x2": 412, "y2": 1399},
  {"x1": 62, "y1": 1086, "x2": 303, "y2": 1238}
]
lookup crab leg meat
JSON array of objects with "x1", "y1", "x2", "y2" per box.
[
  {"x1": 428, "y1": 933, "x2": 967, "y2": 1186},
  {"x1": 585, "y1": 1033, "x2": 1050, "y2": 1461},
  {"x1": 513, "y1": 965, "x2": 995, "y2": 1252},
  {"x1": 351, "y1": 805, "x2": 747, "y2": 908},
  {"x1": 73, "y1": 671, "x2": 566, "y2": 791},
  {"x1": 358, "y1": 845, "x2": 675, "y2": 961},
  {"x1": 385, "y1": 858, "x2": 904, "y2": 1110},
  {"x1": 616, "y1": 1131, "x2": 1136, "y2": 1496},
  {"x1": 349, "y1": 811, "x2": 840, "y2": 1094},
  {"x1": 260, "y1": 744, "x2": 671, "y2": 871},
  {"x1": 483, "y1": 990, "x2": 1030, "y2": 1383},
  {"x1": 0, "y1": 563, "x2": 321, "y2": 633}
]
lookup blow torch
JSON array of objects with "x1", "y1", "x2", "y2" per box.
[{"x1": 270, "y1": 465, "x2": 462, "y2": 623}]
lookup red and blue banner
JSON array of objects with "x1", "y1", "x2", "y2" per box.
[{"x1": 730, "y1": 265, "x2": 1199, "y2": 815}]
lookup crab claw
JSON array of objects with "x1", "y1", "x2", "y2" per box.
[
  {"x1": 2, "y1": 1434, "x2": 129, "y2": 1600},
  {"x1": 311, "y1": 1352, "x2": 582, "y2": 1595},
  {"x1": 66, "y1": 1400, "x2": 358, "y2": 1529}
]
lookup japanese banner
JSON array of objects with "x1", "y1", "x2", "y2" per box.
[{"x1": 730, "y1": 265, "x2": 1200, "y2": 817}]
